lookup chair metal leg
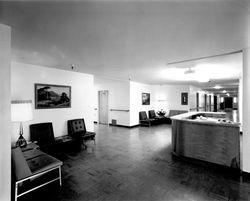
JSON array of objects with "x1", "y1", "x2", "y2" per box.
[
  {"x1": 15, "y1": 183, "x2": 18, "y2": 201},
  {"x1": 59, "y1": 166, "x2": 62, "y2": 186}
]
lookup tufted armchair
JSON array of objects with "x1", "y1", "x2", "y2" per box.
[{"x1": 67, "y1": 118, "x2": 96, "y2": 149}]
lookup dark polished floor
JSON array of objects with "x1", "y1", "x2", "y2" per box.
[{"x1": 19, "y1": 123, "x2": 250, "y2": 201}]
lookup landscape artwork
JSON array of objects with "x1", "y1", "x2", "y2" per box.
[{"x1": 35, "y1": 83, "x2": 71, "y2": 109}]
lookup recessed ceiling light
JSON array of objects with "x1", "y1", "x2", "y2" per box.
[{"x1": 197, "y1": 76, "x2": 210, "y2": 83}]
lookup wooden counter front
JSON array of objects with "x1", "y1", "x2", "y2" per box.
[{"x1": 171, "y1": 112, "x2": 240, "y2": 169}]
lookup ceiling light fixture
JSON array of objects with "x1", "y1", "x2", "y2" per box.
[
  {"x1": 223, "y1": 90, "x2": 227, "y2": 93},
  {"x1": 214, "y1": 85, "x2": 222, "y2": 89},
  {"x1": 197, "y1": 76, "x2": 210, "y2": 83},
  {"x1": 184, "y1": 68, "x2": 195, "y2": 74}
]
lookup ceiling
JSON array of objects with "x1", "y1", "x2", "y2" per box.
[{"x1": 0, "y1": 0, "x2": 248, "y2": 94}]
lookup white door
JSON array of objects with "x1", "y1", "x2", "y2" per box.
[{"x1": 98, "y1": 90, "x2": 109, "y2": 124}]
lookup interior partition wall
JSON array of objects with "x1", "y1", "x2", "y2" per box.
[{"x1": 0, "y1": 24, "x2": 11, "y2": 201}]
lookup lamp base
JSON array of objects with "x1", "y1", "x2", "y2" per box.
[{"x1": 16, "y1": 135, "x2": 27, "y2": 148}]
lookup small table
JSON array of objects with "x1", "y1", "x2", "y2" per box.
[{"x1": 12, "y1": 144, "x2": 63, "y2": 201}]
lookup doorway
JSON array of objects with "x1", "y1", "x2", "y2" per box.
[
  {"x1": 98, "y1": 90, "x2": 109, "y2": 125},
  {"x1": 196, "y1": 92, "x2": 199, "y2": 111},
  {"x1": 214, "y1": 95, "x2": 217, "y2": 112},
  {"x1": 224, "y1": 97, "x2": 233, "y2": 110},
  {"x1": 204, "y1": 94, "x2": 207, "y2": 111}
]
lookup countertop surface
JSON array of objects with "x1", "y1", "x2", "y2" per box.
[{"x1": 171, "y1": 111, "x2": 240, "y2": 127}]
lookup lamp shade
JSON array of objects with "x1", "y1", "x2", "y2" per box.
[{"x1": 11, "y1": 100, "x2": 33, "y2": 122}]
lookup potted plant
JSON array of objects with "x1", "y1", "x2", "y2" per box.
[{"x1": 157, "y1": 109, "x2": 166, "y2": 117}]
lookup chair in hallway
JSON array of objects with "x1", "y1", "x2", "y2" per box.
[
  {"x1": 30, "y1": 122, "x2": 58, "y2": 154},
  {"x1": 139, "y1": 111, "x2": 158, "y2": 126},
  {"x1": 30, "y1": 122, "x2": 80, "y2": 155},
  {"x1": 67, "y1": 118, "x2": 96, "y2": 149},
  {"x1": 148, "y1": 110, "x2": 167, "y2": 124}
]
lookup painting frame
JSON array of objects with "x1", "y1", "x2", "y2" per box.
[
  {"x1": 181, "y1": 92, "x2": 188, "y2": 105},
  {"x1": 142, "y1": 93, "x2": 150, "y2": 105},
  {"x1": 35, "y1": 83, "x2": 71, "y2": 109}
]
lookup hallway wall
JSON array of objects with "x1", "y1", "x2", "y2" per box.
[
  {"x1": 0, "y1": 23, "x2": 11, "y2": 201},
  {"x1": 94, "y1": 76, "x2": 130, "y2": 126},
  {"x1": 11, "y1": 62, "x2": 94, "y2": 144}
]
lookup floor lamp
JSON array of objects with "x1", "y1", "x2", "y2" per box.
[{"x1": 11, "y1": 100, "x2": 33, "y2": 147}]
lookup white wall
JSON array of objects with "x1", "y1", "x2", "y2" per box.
[
  {"x1": 153, "y1": 84, "x2": 190, "y2": 114},
  {"x1": 189, "y1": 85, "x2": 202, "y2": 111},
  {"x1": 130, "y1": 82, "x2": 190, "y2": 126},
  {"x1": 199, "y1": 91, "x2": 206, "y2": 110},
  {"x1": 0, "y1": 24, "x2": 11, "y2": 201},
  {"x1": 130, "y1": 81, "x2": 154, "y2": 126},
  {"x1": 11, "y1": 62, "x2": 94, "y2": 144},
  {"x1": 95, "y1": 78, "x2": 200, "y2": 127},
  {"x1": 94, "y1": 76, "x2": 130, "y2": 126}
]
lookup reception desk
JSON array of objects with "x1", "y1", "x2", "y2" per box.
[{"x1": 171, "y1": 112, "x2": 240, "y2": 169}]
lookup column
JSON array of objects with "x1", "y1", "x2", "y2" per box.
[
  {"x1": 0, "y1": 24, "x2": 11, "y2": 201},
  {"x1": 238, "y1": 78, "x2": 243, "y2": 126},
  {"x1": 243, "y1": 48, "x2": 250, "y2": 172}
]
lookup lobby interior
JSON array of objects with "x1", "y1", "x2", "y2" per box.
[{"x1": 1, "y1": 1, "x2": 250, "y2": 201}]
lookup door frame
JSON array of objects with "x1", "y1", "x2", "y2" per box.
[{"x1": 98, "y1": 90, "x2": 109, "y2": 125}]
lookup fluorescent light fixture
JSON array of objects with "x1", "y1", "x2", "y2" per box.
[
  {"x1": 214, "y1": 85, "x2": 222, "y2": 89},
  {"x1": 197, "y1": 76, "x2": 210, "y2": 83}
]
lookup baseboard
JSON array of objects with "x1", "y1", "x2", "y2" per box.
[{"x1": 108, "y1": 124, "x2": 140, "y2": 128}]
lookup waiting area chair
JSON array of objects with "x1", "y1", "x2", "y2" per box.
[
  {"x1": 148, "y1": 110, "x2": 159, "y2": 119},
  {"x1": 30, "y1": 122, "x2": 56, "y2": 152},
  {"x1": 67, "y1": 118, "x2": 96, "y2": 149},
  {"x1": 139, "y1": 111, "x2": 158, "y2": 126},
  {"x1": 148, "y1": 110, "x2": 169, "y2": 124},
  {"x1": 30, "y1": 122, "x2": 81, "y2": 155}
]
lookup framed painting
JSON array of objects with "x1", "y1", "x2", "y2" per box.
[
  {"x1": 181, "y1": 92, "x2": 188, "y2": 105},
  {"x1": 35, "y1": 83, "x2": 71, "y2": 109},
  {"x1": 142, "y1": 93, "x2": 150, "y2": 105}
]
